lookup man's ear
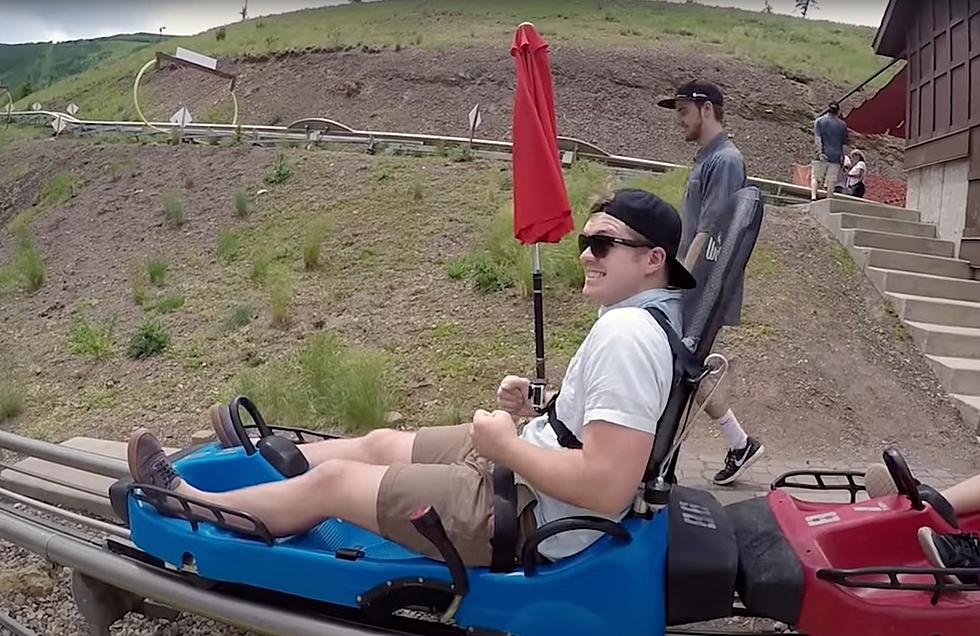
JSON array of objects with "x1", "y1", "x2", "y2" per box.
[{"x1": 647, "y1": 247, "x2": 667, "y2": 275}]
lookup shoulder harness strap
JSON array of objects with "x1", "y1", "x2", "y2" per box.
[{"x1": 546, "y1": 306, "x2": 701, "y2": 449}]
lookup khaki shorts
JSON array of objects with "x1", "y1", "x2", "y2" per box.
[
  {"x1": 811, "y1": 160, "x2": 840, "y2": 187},
  {"x1": 376, "y1": 423, "x2": 537, "y2": 566}
]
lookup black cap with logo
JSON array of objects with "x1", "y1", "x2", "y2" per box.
[
  {"x1": 657, "y1": 80, "x2": 724, "y2": 110},
  {"x1": 595, "y1": 189, "x2": 697, "y2": 290}
]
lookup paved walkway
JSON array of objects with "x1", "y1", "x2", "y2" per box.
[{"x1": 678, "y1": 453, "x2": 970, "y2": 507}]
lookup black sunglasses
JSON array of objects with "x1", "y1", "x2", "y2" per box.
[{"x1": 578, "y1": 233, "x2": 654, "y2": 259}]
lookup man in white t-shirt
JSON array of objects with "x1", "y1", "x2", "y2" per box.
[{"x1": 125, "y1": 188, "x2": 693, "y2": 566}]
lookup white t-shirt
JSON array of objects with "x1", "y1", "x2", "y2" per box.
[
  {"x1": 846, "y1": 160, "x2": 866, "y2": 187},
  {"x1": 516, "y1": 288, "x2": 680, "y2": 560}
]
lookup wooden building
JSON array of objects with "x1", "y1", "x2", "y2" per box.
[{"x1": 875, "y1": 0, "x2": 980, "y2": 262}]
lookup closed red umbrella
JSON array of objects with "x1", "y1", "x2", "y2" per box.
[
  {"x1": 510, "y1": 22, "x2": 573, "y2": 409},
  {"x1": 511, "y1": 22, "x2": 573, "y2": 244}
]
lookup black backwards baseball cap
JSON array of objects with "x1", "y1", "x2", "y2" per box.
[
  {"x1": 657, "y1": 80, "x2": 724, "y2": 110},
  {"x1": 828, "y1": 101, "x2": 841, "y2": 113},
  {"x1": 593, "y1": 189, "x2": 697, "y2": 290}
]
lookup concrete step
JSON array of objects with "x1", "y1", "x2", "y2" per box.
[
  {"x1": 887, "y1": 293, "x2": 980, "y2": 329},
  {"x1": 836, "y1": 213, "x2": 936, "y2": 238},
  {"x1": 904, "y1": 321, "x2": 980, "y2": 358},
  {"x1": 926, "y1": 356, "x2": 980, "y2": 395},
  {"x1": 843, "y1": 229, "x2": 955, "y2": 258},
  {"x1": 867, "y1": 268, "x2": 980, "y2": 303},
  {"x1": 855, "y1": 248, "x2": 974, "y2": 279},
  {"x1": 950, "y1": 394, "x2": 980, "y2": 430},
  {"x1": 810, "y1": 198, "x2": 920, "y2": 222}
]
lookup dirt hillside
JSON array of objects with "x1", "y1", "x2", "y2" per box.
[{"x1": 125, "y1": 45, "x2": 906, "y2": 183}]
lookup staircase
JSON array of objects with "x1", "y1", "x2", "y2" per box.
[{"x1": 810, "y1": 198, "x2": 980, "y2": 432}]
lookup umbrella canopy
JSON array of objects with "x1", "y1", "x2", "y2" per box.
[{"x1": 510, "y1": 22, "x2": 573, "y2": 245}]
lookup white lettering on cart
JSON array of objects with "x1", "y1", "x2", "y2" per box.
[
  {"x1": 679, "y1": 501, "x2": 717, "y2": 530},
  {"x1": 804, "y1": 511, "x2": 841, "y2": 527}
]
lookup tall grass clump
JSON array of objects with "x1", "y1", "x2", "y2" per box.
[
  {"x1": 68, "y1": 314, "x2": 114, "y2": 360},
  {"x1": 0, "y1": 381, "x2": 24, "y2": 422},
  {"x1": 162, "y1": 191, "x2": 186, "y2": 226},
  {"x1": 233, "y1": 332, "x2": 391, "y2": 432}
]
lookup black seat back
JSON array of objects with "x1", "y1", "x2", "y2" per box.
[{"x1": 644, "y1": 186, "x2": 764, "y2": 485}]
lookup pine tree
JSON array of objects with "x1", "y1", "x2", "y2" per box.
[{"x1": 795, "y1": 0, "x2": 819, "y2": 18}]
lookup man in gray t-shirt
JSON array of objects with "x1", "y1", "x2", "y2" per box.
[
  {"x1": 811, "y1": 102, "x2": 849, "y2": 201},
  {"x1": 658, "y1": 80, "x2": 764, "y2": 486}
]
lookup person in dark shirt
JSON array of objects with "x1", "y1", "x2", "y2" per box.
[
  {"x1": 658, "y1": 80, "x2": 765, "y2": 485},
  {"x1": 811, "y1": 102, "x2": 849, "y2": 201}
]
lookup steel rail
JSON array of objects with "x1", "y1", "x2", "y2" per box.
[
  {"x1": 6, "y1": 110, "x2": 818, "y2": 203},
  {"x1": 0, "y1": 487, "x2": 129, "y2": 539},
  {"x1": 0, "y1": 431, "x2": 128, "y2": 479},
  {"x1": 0, "y1": 458, "x2": 111, "y2": 499}
]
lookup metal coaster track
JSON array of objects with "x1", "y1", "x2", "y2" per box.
[{"x1": 5, "y1": 110, "x2": 815, "y2": 207}]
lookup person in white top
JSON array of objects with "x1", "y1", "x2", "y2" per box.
[
  {"x1": 844, "y1": 149, "x2": 867, "y2": 198},
  {"x1": 124, "y1": 188, "x2": 694, "y2": 566}
]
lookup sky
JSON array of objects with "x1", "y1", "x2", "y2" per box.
[{"x1": 0, "y1": 0, "x2": 890, "y2": 45}]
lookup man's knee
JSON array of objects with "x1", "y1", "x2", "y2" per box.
[
  {"x1": 308, "y1": 458, "x2": 358, "y2": 487},
  {"x1": 362, "y1": 428, "x2": 413, "y2": 464}
]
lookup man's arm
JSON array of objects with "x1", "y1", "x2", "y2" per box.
[
  {"x1": 498, "y1": 421, "x2": 654, "y2": 515},
  {"x1": 686, "y1": 154, "x2": 745, "y2": 272}
]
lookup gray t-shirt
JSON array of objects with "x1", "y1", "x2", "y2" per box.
[
  {"x1": 679, "y1": 133, "x2": 746, "y2": 326},
  {"x1": 814, "y1": 113, "x2": 848, "y2": 163}
]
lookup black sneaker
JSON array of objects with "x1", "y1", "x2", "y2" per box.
[
  {"x1": 918, "y1": 527, "x2": 980, "y2": 585},
  {"x1": 713, "y1": 437, "x2": 765, "y2": 486}
]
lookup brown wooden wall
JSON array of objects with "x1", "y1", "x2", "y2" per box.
[{"x1": 906, "y1": 0, "x2": 980, "y2": 231}]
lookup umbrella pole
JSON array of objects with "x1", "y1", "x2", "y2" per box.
[{"x1": 530, "y1": 243, "x2": 547, "y2": 411}]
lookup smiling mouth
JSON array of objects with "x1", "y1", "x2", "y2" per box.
[{"x1": 585, "y1": 271, "x2": 605, "y2": 280}]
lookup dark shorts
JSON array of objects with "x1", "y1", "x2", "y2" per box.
[{"x1": 376, "y1": 424, "x2": 537, "y2": 567}]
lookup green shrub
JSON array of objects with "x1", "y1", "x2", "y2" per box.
[
  {"x1": 162, "y1": 191, "x2": 186, "y2": 226},
  {"x1": 37, "y1": 172, "x2": 78, "y2": 208},
  {"x1": 234, "y1": 190, "x2": 252, "y2": 218},
  {"x1": 145, "y1": 258, "x2": 168, "y2": 286},
  {"x1": 127, "y1": 319, "x2": 170, "y2": 358},
  {"x1": 12, "y1": 230, "x2": 45, "y2": 292},
  {"x1": 217, "y1": 232, "x2": 240, "y2": 264},
  {"x1": 267, "y1": 267, "x2": 293, "y2": 327},
  {"x1": 303, "y1": 232, "x2": 321, "y2": 270},
  {"x1": 0, "y1": 381, "x2": 24, "y2": 422},
  {"x1": 264, "y1": 151, "x2": 292, "y2": 185},
  {"x1": 155, "y1": 294, "x2": 185, "y2": 313},
  {"x1": 223, "y1": 303, "x2": 254, "y2": 331},
  {"x1": 69, "y1": 314, "x2": 114, "y2": 360},
  {"x1": 130, "y1": 266, "x2": 149, "y2": 306},
  {"x1": 216, "y1": 26, "x2": 227, "y2": 41}
]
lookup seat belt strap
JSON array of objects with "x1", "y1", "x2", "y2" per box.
[{"x1": 546, "y1": 306, "x2": 693, "y2": 450}]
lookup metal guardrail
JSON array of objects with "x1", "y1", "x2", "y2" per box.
[{"x1": 6, "y1": 110, "x2": 817, "y2": 205}]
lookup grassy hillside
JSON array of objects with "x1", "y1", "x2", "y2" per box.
[
  {"x1": 0, "y1": 34, "x2": 164, "y2": 101},
  {"x1": 16, "y1": 0, "x2": 891, "y2": 120}
]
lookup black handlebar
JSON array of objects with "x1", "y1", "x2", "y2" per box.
[{"x1": 521, "y1": 516, "x2": 630, "y2": 575}]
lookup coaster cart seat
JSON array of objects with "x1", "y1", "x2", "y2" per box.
[{"x1": 112, "y1": 187, "x2": 978, "y2": 636}]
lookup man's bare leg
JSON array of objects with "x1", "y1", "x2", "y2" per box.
[
  {"x1": 695, "y1": 373, "x2": 763, "y2": 485},
  {"x1": 179, "y1": 459, "x2": 387, "y2": 537},
  {"x1": 943, "y1": 474, "x2": 980, "y2": 516},
  {"x1": 298, "y1": 428, "x2": 415, "y2": 468}
]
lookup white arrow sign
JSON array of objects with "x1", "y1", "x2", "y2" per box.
[
  {"x1": 31, "y1": 102, "x2": 42, "y2": 111},
  {"x1": 468, "y1": 104, "x2": 482, "y2": 133},
  {"x1": 51, "y1": 114, "x2": 67, "y2": 134},
  {"x1": 66, "y1": 103, "x2": 79, "y2": 116},
  {"x1": 170, "y1": 106, "x2": 193, "y2": 128}
]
